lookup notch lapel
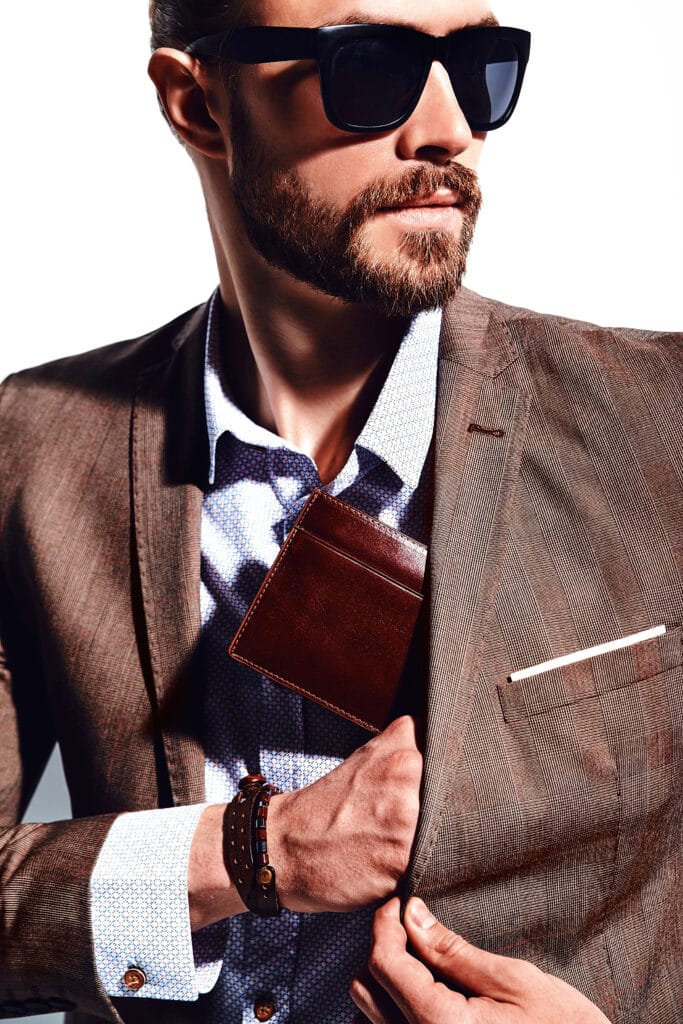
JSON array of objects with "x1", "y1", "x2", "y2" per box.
[
  {"x1": 131, "y1": 304, "x2": 210, "y2": 807},
  {"x1": 410, "y1": 290, "x2": 530, "y2": 889}
]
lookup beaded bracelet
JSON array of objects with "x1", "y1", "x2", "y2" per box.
[
  {"x1": 223, "y1": 773, "x2": 281, "y2": 918},
  {"x1": 251, "y1": 784, "x2": 281, "y2": 917}
]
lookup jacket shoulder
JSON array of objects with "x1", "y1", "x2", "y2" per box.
[
  {"x1": 442, "y1": 288, "x2": 681, "y2": 383},
  {"x1": 464, "y1": 289, "x2": 682, "y2": 357},
  {"x1": 0, "y1": 301, "x2": 208, "y2": 506},
  {"x1": 0, "y1": 301, "x2": 207, "y2": 400}
]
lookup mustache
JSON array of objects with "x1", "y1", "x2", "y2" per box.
[{"x1": 345, "y1": 164, "x2": 482, "y2": 230}]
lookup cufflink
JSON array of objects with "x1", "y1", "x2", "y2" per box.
[{"x1": 123, "y1": 967, "x2": 147, "y2": 991}]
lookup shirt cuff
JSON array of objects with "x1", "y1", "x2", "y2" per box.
[{"x1": 90, "y1": 804, "x2": 224, "y2": 1000}]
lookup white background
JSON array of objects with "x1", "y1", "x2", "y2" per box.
[
  {"x1": 2, "y1": 0, "x2": 682, "y2": 387},
  {"x1": 2, "y1": 2, "x2": 681, "y2": 1021}
]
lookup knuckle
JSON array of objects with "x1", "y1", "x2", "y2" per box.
[
  {"x1": 432, "y1": 927, "x2": 465, "y2": 960},
  {"x1": 388, "y1": 851, "x2": 409, "y2": 880},
  {"x1": 367, "y1": 948, "x2": 391, "y2": 984},
  {"x1": 388, "y1": 748, "x2": 423, "y2": 780},
  {"x1": 373, "y1": 898, "x2": 396, "y2": 923},
  {"x1": 511, "y1": 957, "x2": 544, "y2": 983}
]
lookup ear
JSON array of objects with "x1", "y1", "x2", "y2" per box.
[{"x1": 148, "y1": 48, "x2": 228, "y2": 159}]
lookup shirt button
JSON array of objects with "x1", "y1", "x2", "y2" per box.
[
  {"x1": 254, "y1": 996, "x2": 277, "y2": 1021},
  {"x1": 123, "y1": 968, "x2": 147, "y2": 991}
]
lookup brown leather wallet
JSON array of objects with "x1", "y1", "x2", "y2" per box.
[{"x1": 228, "y1": 488, "x2": 427, "y2": 733}]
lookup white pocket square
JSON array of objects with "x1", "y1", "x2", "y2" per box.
[{"x1": 509, "y1": 624, "x2": 666, "y2": 682}]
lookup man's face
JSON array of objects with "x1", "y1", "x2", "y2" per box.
[{"x1": 225, "y1": 0, "x2": 491, "y2": 315}]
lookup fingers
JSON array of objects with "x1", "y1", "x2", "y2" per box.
[
  {"x1": 350, "y1": 967, "x2": 407, "y2": 1024},
  {"x1": 361, "y1": 898, "x2": 612, "y2": 1024},
  {"x1": 376, "y1": 714, "x2": 422, "y2": 751},
  {"x1": 363, "y1": 898, "x2": 468, "y2": 1024},
  {"x1": 403, "y1": 898, "x2": 539, "y2": 1002}
]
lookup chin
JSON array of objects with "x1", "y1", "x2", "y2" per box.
[{"x1": 367, "y1": 220, "x2": 463, "y2": 261}]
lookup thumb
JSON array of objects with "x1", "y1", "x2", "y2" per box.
[{"x1": 404, "y1": 898, "x2": 519, "y2": 1001}]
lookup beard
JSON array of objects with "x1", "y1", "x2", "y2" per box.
[{"x1": 229, "y1": 87, "x2": 483, "y2": 318}]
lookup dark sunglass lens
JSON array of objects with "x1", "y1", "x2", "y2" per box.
[
  {"x1": 329, "y1": 37, "x2": 424, "y2": 129},
  {"x1": 449, "y1": 33, "x2": 520, "y2": 128}
]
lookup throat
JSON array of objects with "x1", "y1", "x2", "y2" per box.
[
  {"x1": 261, "y1": 392, "x2": 375, "y2": 487},
  {"x1": 214, "y1": 297, "x2": 406, "y2": 486}
]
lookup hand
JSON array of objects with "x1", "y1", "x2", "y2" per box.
[
  {"x1": 350, "y1": 897, "x2": 612, "y2": 1024},
  {"x1": 268, "y1": 715, "x2": 423, "y2": 914}
]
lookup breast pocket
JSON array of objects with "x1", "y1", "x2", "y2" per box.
[
  {"x1": 419, "y1": 625, "x2": 682, "y2": 970},
  {"x1": 497, "y1": 624, "x2": 682, "y2": 857}
]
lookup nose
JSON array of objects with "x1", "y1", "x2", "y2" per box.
[{"x1": 395, "y1": 60, "x2": 474, "y2": 163}]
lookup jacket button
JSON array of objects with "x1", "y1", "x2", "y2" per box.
[
  {"x1": 254, "y1": 996, "x2": 276, "y2": 1021},
  {"x1": 123, "y1": 967, "x2": 147, "y2": 991}
]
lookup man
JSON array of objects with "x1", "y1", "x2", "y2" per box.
[{"x1": 0, "y1": 1, "x2": 680, "y2": 1023}]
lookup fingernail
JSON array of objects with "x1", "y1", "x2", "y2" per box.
[{"x1": 409, "y1": 898, "x2": 437, "y2": 930}]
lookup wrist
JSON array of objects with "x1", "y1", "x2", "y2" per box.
[
  {"x1": 265, "y1": 792, "x2": 299, "y2": 911},
  {"x1": 187, "y1": 803, "x2": 248, "y2": 931}
]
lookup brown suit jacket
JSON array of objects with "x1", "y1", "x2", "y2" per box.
[{"x1": 0, "y1": 289, "x2": 680, "y2": 1023}]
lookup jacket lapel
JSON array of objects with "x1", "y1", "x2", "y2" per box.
[
  {"x1": 410, "y1": 290, "x2": 530, "y2": 889},
  {"x1": 131, "y1": 303, "x2": 210, "y2": 807}
]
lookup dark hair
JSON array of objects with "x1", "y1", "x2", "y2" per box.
[{"x1": 149, "y1": 0, "x2": 249, "y2": 51}]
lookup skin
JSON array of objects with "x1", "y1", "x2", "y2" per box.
[
  {"x1": 349, "y1": 898, "x2": 612, "y2": 1024},
  {"x1": 149, "y1": 0, "x2": 486, "y2": 483},
  {"x1": 148, "y1": 2, "x2": 611, "y2": 1019}
]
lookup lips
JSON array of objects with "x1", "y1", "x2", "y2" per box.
[
  {"x1": 400, "y1": 190, "x2": 460, "y2": 208},
  {"x1": 380, "y1": 189, "x2": 461, "y2": 212}
]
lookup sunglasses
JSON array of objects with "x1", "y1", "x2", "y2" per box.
[{"x1": 185, "y1": 23, "x2": 531, "y2": 134}]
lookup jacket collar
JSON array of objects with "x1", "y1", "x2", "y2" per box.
[{"x1": 440, "y1": 286, "x2": 519, "y2": 377}]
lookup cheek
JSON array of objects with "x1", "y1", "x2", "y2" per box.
[
  {"x1": 239, "y1": 63, "x2": 338, "y2": 162},
  {"x1": 239, "y1": 65, "x2": 400, "y2": 206},
  {"x1": 297, "y1": 139, "x2": 396, "y2": 206}
]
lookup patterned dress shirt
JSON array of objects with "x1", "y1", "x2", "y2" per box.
[{"x1": 91, "y1": 290, "x2": 441, "y2": 1023}]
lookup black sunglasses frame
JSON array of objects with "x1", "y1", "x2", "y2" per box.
[{"x1": 185, "y1": 24, "x2": 531, "y2": 134}]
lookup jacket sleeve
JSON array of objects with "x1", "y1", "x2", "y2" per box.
[{"x1": 0, "y1": 616, "x2": 126, "y2": 1022}]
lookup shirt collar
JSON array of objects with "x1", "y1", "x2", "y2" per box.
[
  {"x1": 353, "y1": 306, "x2": 441, "y2": 490},
  {"x1": 204, "y1": 288, "x2": 441, "y2": 491},
  {"x1": 204, "y1": 290, "x2": 305, "y2": 486}
]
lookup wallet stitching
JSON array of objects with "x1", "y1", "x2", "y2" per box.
[
  {"x1": 307, "y1": 489, "x2": 427, "y2": 556},
  {"x1": 296, "y1": 527, "x2": 424, "y2": 597},
  {"x1": 231, "y1": 649, "x2": 377, "y2": 732},
  {"x1": 232, "y1": 489, "x2": 425, "y2": 646}
]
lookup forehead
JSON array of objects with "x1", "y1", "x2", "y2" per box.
[{"x1": 254, "y1": 0, "x2": 496, "y2": 33}]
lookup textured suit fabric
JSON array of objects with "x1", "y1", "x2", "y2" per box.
[{"x1": 0, "y1": 289, "x2": 680, "y2": 1023}]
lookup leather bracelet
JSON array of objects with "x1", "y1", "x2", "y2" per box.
[
  {"x1": 223, "y1": 773, "x2": 281, "y2": 918},
  {"x1": 223, "y1": 774, "x2": 263, "y2": 911}
]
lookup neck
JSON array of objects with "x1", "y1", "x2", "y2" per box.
[{"x1": 211, "y1": 215, "x2": 410, "y2": 486}]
